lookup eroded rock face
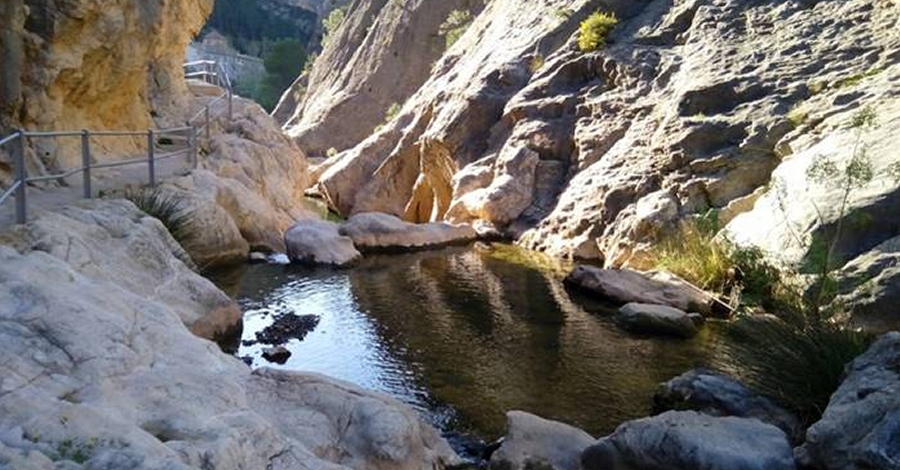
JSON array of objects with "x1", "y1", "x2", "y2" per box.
[
  {"x1": 0, "y1": 201, "x2": 460, "y2": 470},
  {"x1": 0, "y1": 0, "x2": 212, "y2": 173},
  {"x1": 490, "y1": 411, "x2": 595, "y2": 470},
  {"x1": 581, "y1": 411, "x2": 796, "y2": 470},
  {"x1": 654, "y1": 369, "x2": 801, "y2": 442},
  {"x1": 285, "y1": 219, "x2": 361, "y2": 266},
  {"x1": 296, "y1": 0, "x2": 898, "y2": 275},
  {"x1": 283, "y1": 0, "x2": 482, "y2": 158},
  {"x1": 152, "y1": 96, "x2": 311, "y2": 266},
  {"x1": 798, "y1": 332, "x2": 900, "y2": 470},
  {"x1": 831, "y1": 236, "x2": 900, "y2": 333},
  {"x1": 339, "y1": 212, "x2": 477, "y2": 252}
]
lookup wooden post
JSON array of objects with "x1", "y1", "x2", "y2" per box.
[
  {"x1": 227, "y1": 88, "x2": 233, "y2": 122},
  {"x1": 147, "y1": 129, "x2": 156, "y2": 187},
  {"x1": 13, "y1": 130, "x2": 26, "y2": 224},
  {"x1": 81, "y1": 129, "x2": 92, "y2": 199}
]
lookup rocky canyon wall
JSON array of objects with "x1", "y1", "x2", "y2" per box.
[
  {"x1": 0, "y1": 0, "x2": 212, "y2": 175},
  {"x1": 291, "y1": 0, "x2": 900, "y2": 268}
]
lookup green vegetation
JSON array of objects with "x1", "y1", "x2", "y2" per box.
[
  {"x1": 384, "y1": 102, "x2": 402, "y2": 122},
  {"x1": 529, "y1": 53, "x2": 545, "y2": 74},
  {"x1": 578, "y1": 11, "x2": 618, "y2": 52},
  {"x1": 440, "y1": 10, "x2": 473, "y2": 49},
  {"x1": 838, "y1": 68, "x2": 884, "y2": 89},
  {"x1": 124, "y1": 188, "x2": 199, "y2": 266},
  {"x1": 204, "y1": 0, "x2": 316, "y2": 56},
  {"x1": 787, "y1": 103, "x2": 808, "y2": 127},
  {"x1": 322, "y1": 7, "x2": 347, "y2": 45},
  {"x1": 717, "y1": 316, "x2": 871, "y2": 426},
  {"x1": 238, "y1": 39, "x2": 308, "y2": 111}
]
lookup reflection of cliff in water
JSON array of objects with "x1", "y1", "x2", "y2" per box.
[{"x1": 346, "y1": 244, "x2": 718, "y2": 438}]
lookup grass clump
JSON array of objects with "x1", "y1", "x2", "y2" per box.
[
  {"x1": 717, "y1": 316, "x2": 871, "y2": 426},
  {"x1": 578, "y1": 11, "x2": 618, "y2": 52},
  {"x1": 124, "y1": 188, "x2": 200, "y2": 266},
  {"x1": 440, "y1": 9, "x2": 473, "y2": 49}
]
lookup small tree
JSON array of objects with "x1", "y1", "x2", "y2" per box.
[
  {"x1": 440, "y1": 10, "x2": 473, "y2": 49},
  {"x1": 322, "y1": 7, "x2": 347, "y2": 45},
  {"x1": 802, "y1": 106, "x2": 878, "y2": 316},
  {"x1": 578, "y1": 11, "x2": 618, "y2": 52}
]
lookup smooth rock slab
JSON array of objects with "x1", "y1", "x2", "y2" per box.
[
  {"x1": 798, "y1": 332, "x2": 900, "y2": 470},
  {"x1": 285, "y1": 219, "x2": 362, "y2": 266},
  {"x1": 339, "y1": 212, "x2": 477, "y2": 252},
  {"x1": 565, "y1": 266, "x2": 724, "y2": 317},
  {"x1": 654, "y1": 369, "x2": 801, "y2": 441},
  {"x1": 581, "y1": 411, "x2": 795, "y2": 470},
  {"x1": 490, "y1": 411, "x2": 595, "y2": 470},
  {"x1": 615, "y1": 303, "x2": 699, "y2": 338}
]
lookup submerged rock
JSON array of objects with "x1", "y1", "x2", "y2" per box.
[
  {"x1": 614, "y1": 303, "x2": 699, "y2": 338},
  {"x1": 798, "y1": 332, "x2": 900, "y2": 470},
  {"x1": 255, "y1": 313, "x2": 321, "y2": 346},
  {"x1": 581, "y1": 411, "x2": 795, "y2": 470},
  {"x1": 654, "y1": 369, "x2": 801, "y2": 441},
  {"x1": 262, "y1": 346, "x2": 292, "y2": 364},
  {"x1": 565, "y1": 266, "x2": 723, "y2": 317},
  {"x1": 339, "y1": 212, "x2": 477, "y2": 252},
  {"x1": 285, "y1": 219, "x2": 362, "y2": 266},
  {"x1": 490, "y1": 411, "x2": 595, "y2": 470}
]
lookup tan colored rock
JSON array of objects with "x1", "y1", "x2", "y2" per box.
[
  {"x1": 283, "y1": 0, "x2": 480, "y2": 158},
  {"x1": 0, "y1": 0, "x2": 212, "y2": 174},
  {"x1": 339, "y1": 212, "x2": 477, "y2": 252}
]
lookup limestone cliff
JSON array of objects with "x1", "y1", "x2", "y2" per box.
[
  {"x1": 281, "y1": 0, "x2": 485, "y2": 158},
  {"x1": 295, "y1": 0, "x2": 899, "y2": 262},
  {"x1": 0, "y1": 0, "x2": 212, "y2": 178}
]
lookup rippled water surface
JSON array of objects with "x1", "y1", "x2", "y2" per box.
[{"x1": 211, "y1": 244, "x2": 728, "y2": 439}]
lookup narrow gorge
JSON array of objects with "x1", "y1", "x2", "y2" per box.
[{"x1": 1, "y1": 0, "x2": 899, "y2": 470}]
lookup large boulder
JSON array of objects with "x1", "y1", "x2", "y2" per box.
[
  {"x1": 249, "y1": 369, "x2": 461, "y2": 470},
  {"x1": 565, "y1": 265, "x2": 723, "y2": 317},
  {"x1": 654, "y1": 369, "x2": 801, "y2": 441},
  {"x1": 581, "y1": 411, "x2": 796, "y2": 470},
  {"x1": 614, "y1": 303, "x2": 698, "y2": 338},
  {"x1": 797, "y1": 332, "x2": 900, "y2": 470},
  {"x1": 285, "y1": 219, "x2": 361, "y2": 266},
  {"x1": 339, "y1": 212, "x2": 477, "y2": 252},
  {"x1": 489, "y1": 411, "x2": 595, "y2": 470},
  {"x1": 10, "y1": 199, "x2": 241, "y2": 339}
]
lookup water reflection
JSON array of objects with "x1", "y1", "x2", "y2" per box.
[{"x1": 212, "y1": 244, "x2": 722, "y2": 439}]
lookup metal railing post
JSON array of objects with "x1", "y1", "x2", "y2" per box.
[
  {"x1": 227, "y1": 88, "x2": 233, "y2": 122},
  {"x1": 189, "y1": 126, "x2": 198, "y2": 169},
  {"x1": 14, "y1": 131, "x2": 27, "y2": 224},
  {"x1": 81, "y1": 129, "x2": 92, "y2": 199},
  {"x1": 147, "y1": 129, "x2": 156, "y2": 187},
  {"x1": 204, "y1": 106, "x2": 211, "y2": 141}
]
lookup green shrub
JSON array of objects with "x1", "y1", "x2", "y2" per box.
[
  {"x1": 125, "y1": 189, "x2": 199, "y2": 265},
  {"x1": 578, "y1": 11, "x2": 618, "y2": 52},
  {"x1": 322, "y1": 7, "x2": 347, "y2": 45},
  {"x1": 716, "y1": 316, "x2": 871, "y2": 426},
  {"x1": 384, "y1": 102, "x2": 402, "y2": 122},
  {"x1": 651, "y1": 212, "x2": 733, "y2": 293},
  {"x1": 440, "y1": 10, "x2": 473, "y2": 49}
]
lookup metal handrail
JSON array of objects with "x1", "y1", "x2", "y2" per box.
[{"x1": 0, "y1": 61, "x2": 235, "y2": 225}]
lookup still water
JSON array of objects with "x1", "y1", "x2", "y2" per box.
[{"x1": 211, "y1": 243, "x2": 727, "y2": 440}]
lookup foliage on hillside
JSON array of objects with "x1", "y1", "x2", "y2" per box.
[
  {"x1": 236, "y1": 39, "x2": 308, "y2": 111},
  {"x1": 204, "y1": 0, "x2": 317, "y2": 56}
]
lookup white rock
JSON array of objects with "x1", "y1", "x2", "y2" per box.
[
  {"x1": 285, "y1": 219, "x2": 361, "y2": 266},
  {"x1": 490, "y1": 411, "x2": 595, "y2": 470}
]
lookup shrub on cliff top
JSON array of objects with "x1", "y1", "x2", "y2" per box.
[{"x1": 578, "y1": 11, "x2": 618, "y2": 52}]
